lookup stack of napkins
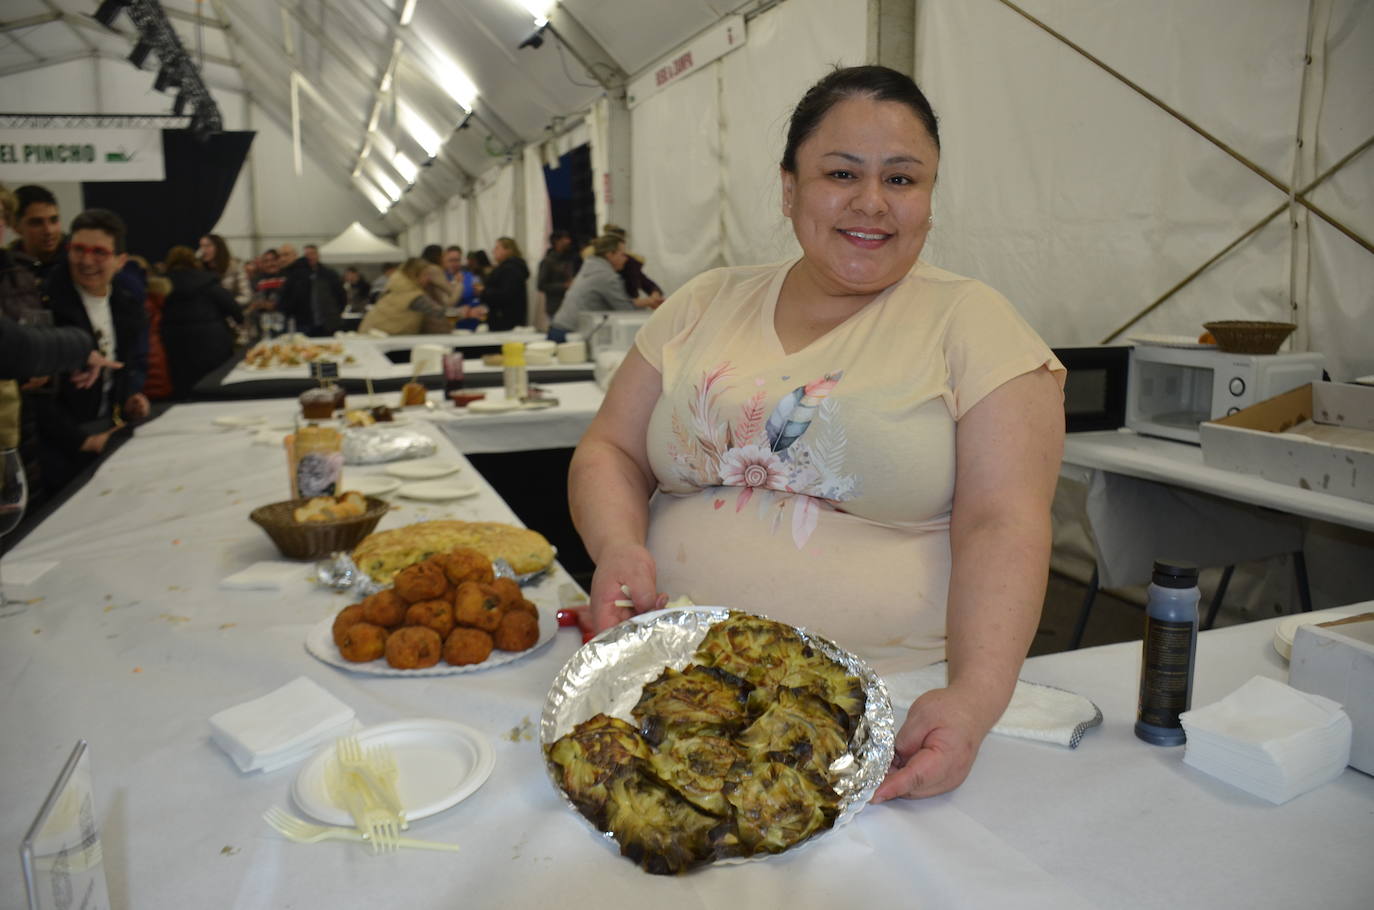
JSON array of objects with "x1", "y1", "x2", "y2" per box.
[
  {"x1": 1179, "y1": 675, "x2": 1352, "y2": 804},
  {"x1": 209, "y1": 676, "x2": 356, "y2": 773}
]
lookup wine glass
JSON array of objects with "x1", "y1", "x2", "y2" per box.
[{"x1": 0, "y1": 449, "x2": 27, "y2": 610}]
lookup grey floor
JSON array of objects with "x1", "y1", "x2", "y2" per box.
[{"x1": 1032, "y1": 571, "x2": 1160, "y2": 656}]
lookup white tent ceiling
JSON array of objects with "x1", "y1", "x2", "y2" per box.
[{"x1": 1, "y1": 0, "x2": 749, "y2": 224}]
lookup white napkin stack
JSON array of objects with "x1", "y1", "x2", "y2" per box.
[
  {"x1": 209, "y1": 677, "x2": 356, "y2": 773},
  {"x1": 883, "y1": 664, "x2": 1103, "y2": 748},
  {"x1": 1179, "y1": 675, "x2": 1352, "y2": 804}
]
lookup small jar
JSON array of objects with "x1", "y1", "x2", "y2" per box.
[{"x1": 502, "y1": 342, "x2": 528, "y2": 402}]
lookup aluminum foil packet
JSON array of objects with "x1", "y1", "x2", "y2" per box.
[
  {"x1": 540, "y1": 606, "x2": 895, "y2": 862},
  {"x1": 341, "y1": 427, "x2": 437, "y2": 465},
  {"x1": 315, "y1": 553, "x2": 549, "y2": 597}
]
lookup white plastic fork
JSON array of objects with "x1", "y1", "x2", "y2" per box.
[
  {"x1": 262, "y1": 807, "x2": 461, "y2": 853},
  {"x1": 335, "y1": 737, "x2": 407, "y2": 829},
  {"x1": 324, "y1": 762, "x2": 399, "y2": 852}
]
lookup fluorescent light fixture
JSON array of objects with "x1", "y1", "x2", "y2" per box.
[
  {"x1": 393, "y1": 152, "x2": 418, "y2": 184},
  {"x1": 420, "y1": 51, "x2": 478, "y2": 111},
  {"x1": 355, "y1": 177, "x2": 391, "y2": 214},
  {"x1": 371, "y1": 131, "x2": 397, "y2": 160},
  {"x1": 399, "y1": 0, "x2": 418, "y2": 27},
  {"x1": 367, "y1": 100, "x2": 382, "y2": 134},
  {"x1": 370, "y1": 167, "x2": 402, "y2": 202},
  {"x1": 398, "y1": 101, "x2": 442, "y2": 157},
  {"x1": 516, "y1": 0, "x2": 554, "y2": 27}
]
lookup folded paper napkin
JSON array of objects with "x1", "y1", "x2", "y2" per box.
[
  {"x1": 220, "y1": 561, "x2": 307, "y2": 591},
  {"x1": 1179, "y1": 675, "x2": 1351, "y2": 805},
  {"x1": 2, "y1": 560, "x2": 58, "y2": 586},
  {"x1": 883, "y1": 664, "x2": 1103, "y2": 748},
  {"x1": 209, "y1": 676, "x2": 356, "y2": 773}
]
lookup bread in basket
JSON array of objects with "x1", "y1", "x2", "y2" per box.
[{"x1": 250, "y1": 495, "x2": 389, "y2": 560}]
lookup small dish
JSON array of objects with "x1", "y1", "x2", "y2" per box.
[
  {"x1": 1273, "y1": 609, "x2": 1360, "y2": 660},
  {"x1": 396, "y1": 481, "x2": 481, "y2": 502},
  {"x1": 385, "y1": 461, "x2": 462, "y2": 480},
  {"x1": 292, "y1": 719, "x2": 495, "y2": 826},
  {"x1": 346, "y1": 475, "x2": 403, "y2": 497},
  {"x1": 466, "y1": 399, "x2": 521, "y2": 414}
]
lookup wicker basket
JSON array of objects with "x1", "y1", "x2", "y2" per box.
[
  {"x1": 1202, "y1": 321, "x2": 1297, "y2": 355},
  {"x1": 249, "y1": 495, "x2": 389, "y2": 560}
]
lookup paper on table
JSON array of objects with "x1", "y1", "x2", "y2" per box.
[
  {"x1": 884, "y1": 664, "x2": 1103, "y2": 748},
  {"x1": 221, "y1": 561, "x2": 307, "y2": 590},
  {"x1": 2, "y1": 560, "x2": 58, "y2": 585},
  {"x1": 209, "y1": 676, "x2": 356, "y2": 773}
]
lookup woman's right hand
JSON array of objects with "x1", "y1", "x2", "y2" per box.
[{"x1": 587, "y1": 542, "x2": 667, "y2": 633}]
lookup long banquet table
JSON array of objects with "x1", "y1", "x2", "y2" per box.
[{"x1": 2, "y1": 403, "x2": 1372, "y2": 909}]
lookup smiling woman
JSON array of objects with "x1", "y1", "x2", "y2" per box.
[{"x1": 568, "y1": 65, "x2": 1067, "y2": 805}]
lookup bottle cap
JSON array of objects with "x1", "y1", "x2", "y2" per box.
[
  {"x1": 501, "y1": 341, "x2": 526, "y2": 366},
  {"x1": 1152, "y1": 560, "x2": 1199, "y2": 589}
]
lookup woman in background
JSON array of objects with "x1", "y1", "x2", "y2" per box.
[
  {"x1": 162, "y1": 245, "x2": 242, "y2": 398},
  {"x1": 479, "y1": 238, "x2": 529, "y2": 331},
  {"x1": 198, "y1": 234, "x2": 251, "y2": 308}
]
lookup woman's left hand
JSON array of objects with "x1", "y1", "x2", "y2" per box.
[{"x1": 872, "y1": 687, "x2": 991, "y2": 802}]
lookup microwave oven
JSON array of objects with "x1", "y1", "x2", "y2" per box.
[{"x1": 1125, "y1": 346, "x2": 1325, "y2": 443}]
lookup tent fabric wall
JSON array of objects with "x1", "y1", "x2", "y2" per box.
[
  {"x1": 629, "y1": 65, "x2": 723, "y2": 296},
  {"x1": 719, "y1": 0, "x2": 868, "y2": 270},
  {"x1": 522, "y1": 145, "x2": 554, "y2": 324},
  {"x1": 914, "y1": 0, "x2": 1372, "y2": 381},
  {"x1": 471, "y1": 165, "x2": 516, "y2": 255}
]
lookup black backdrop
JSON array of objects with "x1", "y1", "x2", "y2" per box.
[{"x1": 82, "y1": 129, "x2": 254, "y2": 262}]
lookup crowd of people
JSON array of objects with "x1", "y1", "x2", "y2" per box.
[{"x1": 0, "y1": 177, "x2": 669, "y2": 515}]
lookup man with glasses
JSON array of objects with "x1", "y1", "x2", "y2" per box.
[{"x1": 32, "y1": 209, "x2": 149, "y2": 493}]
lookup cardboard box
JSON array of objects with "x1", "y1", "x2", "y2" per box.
[
  {"x1": 1199, "y1": 382, "x2": 1374, "y2": 503},
  {"x1": 1289, "y1": 613, "x2": 1374, "y2": 774}
]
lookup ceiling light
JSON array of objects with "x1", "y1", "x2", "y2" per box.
[
  {"x1": 420, "y1": 50, "x2": 478, "y2": 111},
  {"x1": 399, "y1": 0, "x2": 419, "y2": 27},
  {"x1": 355, "y1": 178, "x2": 391, "y2": 214},
  {"x1": 516, "y1": 0, "x2": 554, "y2": 27},
  {"x1": 398, "y1": 101, "x2": 442, "y2": 158},
  {"x1": 371, "y1": 168, "x2": 402, "y2": 202},
  {"x1": 127, "y1": 39, "x2": 153, "y2": 70},
  {"x1": 94, "y1": 0, "x2": 128, "y2": 28},
  {"x1": 393, "y1": 152, "x2": 418, "y2": 184}
]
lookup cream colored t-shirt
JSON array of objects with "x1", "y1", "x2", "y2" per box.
[{"x1": 635, "y1": 258, "x2": 1064, "y2": 673}]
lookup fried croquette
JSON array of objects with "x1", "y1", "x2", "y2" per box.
[
  {"x1": 405, "y1": 599, "x2": 456, "y2": 639},
  {"x1": 337, "y1": 622, "x2": 388, "y2": 662},
  {"x1": 489, "y1": 576, "x2": 523, "y2": 609},
  {"x1": 504, "y1": 597, "x2": 538, "y2": 620},
  {"x1": 332, "y1": 604, "x2": 366, "y2": 646},
  {"x1": 438, "y1": 547, "x2": 495, "y2": 586},
  {"x1": 384, "y1": 625, "x2": 443, "y2": 669},
  {"x1": 360, "y1": 589, "x2": 408, "y2": 627},
  {"x1": 393, "y1": 560, "x2": 449, "y2": 603},
  {"x1": 453, "y1": 581, "x2": 504, "y2": 632},
  {"x1": 443, "y1": 627, "x2": 494, "y2": 665},
  {"x1": 493, "y1": 608, "x2": 539, "y2": 652}
]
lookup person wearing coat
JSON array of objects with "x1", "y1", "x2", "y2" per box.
[
  {"x1": 479, "y1": 237, "x2": 529, "y2": 332},
  {"x1": 160, "y1": 245, "x2": 242, "y2": 399},
  {"x1": 277, "y1": 244, "x2": 346, "y2": 336}
]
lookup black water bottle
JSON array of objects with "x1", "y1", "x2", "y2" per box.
[{"x1": 1135, "y1": 560, "x2": 1200, "y2": 746}]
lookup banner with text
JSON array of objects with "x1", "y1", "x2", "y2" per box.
[
  {"x1": 0, "y1": 128, "x2": 165, "y2": 182},
  {"x1": 627, "y1": 15, "x2": 747, "y2": 109}
]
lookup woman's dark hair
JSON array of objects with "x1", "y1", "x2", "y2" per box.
[
  {"x1": 202, "y1": 233, "x2": 231, "y2": 275},
  {"x1": 466, "y1": 249, "x2": 491, "y2": 274},
  {"x1": 420, "y1": 243, "x2": 443, "y2": 265},
  {"x1": 165, "y1": 245, "x2": 200, "y2": 271},
  {"x1": 780, "y1": 65, "x2": 940, "y2": 172}
]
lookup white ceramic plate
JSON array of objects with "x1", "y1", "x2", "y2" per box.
[
  {"x1": 396, "y1": 481, "x2": 481, "y2": 502},
  {"x1": 212, "y1": 415, "x2": 266, "y2": 428},
  {"x1": 292, "y1": 719, "x2": 495, "y2": 826},
  {"x1": 304, "y1": 603, "x2": 558, "y2": 677},
  {"x1": 1129, "y1": 334, "x2": 1218, "y2": 350},
  {"x1": 385, "y1": 460, "x2": 462, "y2": 480},
  {"x1": 345, "y1": 475, "x2": 403, "y2": 497},
  {"x1": 1273, "y1": 609, "x2": 1360, "y2": 660},
  {"x1": 465, "y1": 399, "x2": 521, "y2": 414}
]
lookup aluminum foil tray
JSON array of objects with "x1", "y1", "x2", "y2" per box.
[{"x1": 540, "y1": 606, "x2": 895, "y2": 864}]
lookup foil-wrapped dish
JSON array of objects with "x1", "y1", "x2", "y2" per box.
[
  {"x1": 542, "y1": 608, "x2": 894, "y2": 875},
  {"x1": 341, "y1": 427, "x2": 437, "y2": 465}
]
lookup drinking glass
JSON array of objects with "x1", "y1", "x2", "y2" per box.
[{"x1": 0, "y1": 449, "x2": 27, "y2": 609}]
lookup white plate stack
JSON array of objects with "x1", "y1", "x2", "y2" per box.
[{"x1": 1179, "y1": 675, "x2": 1352, "y2": 804}]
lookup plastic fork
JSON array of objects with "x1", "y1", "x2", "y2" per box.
[
  {"x1": 335, "y1": 737, "x2": 406, "y2": 821},
  {"x1": 262, "y1": 807, "x2": 461, "y2": 853}
]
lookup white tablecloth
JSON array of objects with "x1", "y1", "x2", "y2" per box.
[{"x1": 3, "y1": 405, "x2": 1371, "y2": 909}]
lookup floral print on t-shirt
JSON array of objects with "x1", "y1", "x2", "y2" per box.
[{"x1": 666, "y1": 362, "x2": 860, "y2": 549}]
